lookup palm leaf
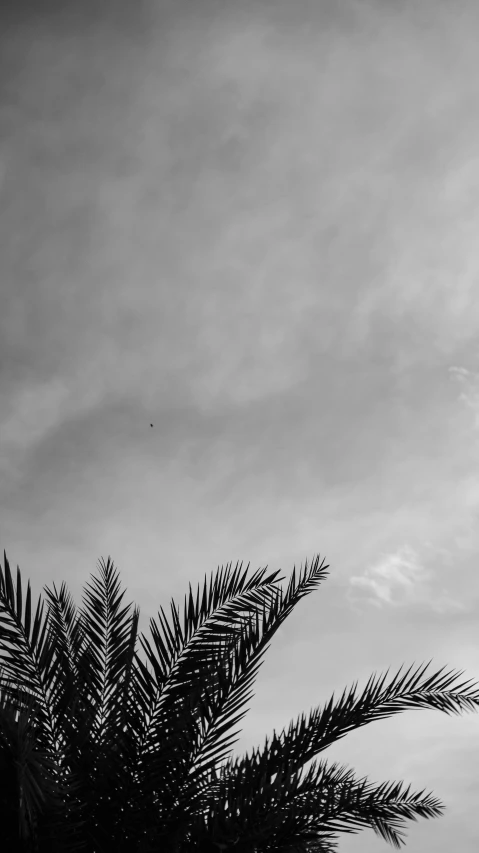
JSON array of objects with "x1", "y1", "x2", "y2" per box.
[{"x1": 0, "y1": 549, "x2": 478, "y2": 853}]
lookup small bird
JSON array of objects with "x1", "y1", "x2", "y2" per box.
[{"x1": 150, "y1": 424, "x2": 154, "y2": 427}]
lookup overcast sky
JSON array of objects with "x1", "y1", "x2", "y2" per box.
[{"x1": 2, "y1": 0, "x2": 479, "y2": 850}]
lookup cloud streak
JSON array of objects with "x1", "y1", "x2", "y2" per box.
[{"x1": 348, "y1": 543, "x2": 466, "y2": 613}]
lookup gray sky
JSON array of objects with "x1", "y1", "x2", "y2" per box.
[{"x1": 1, "y1": 0, "x2": 479, "y2": 849}]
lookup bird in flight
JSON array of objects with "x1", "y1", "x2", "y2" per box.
[{"x1": 150, "y1": 424, "x2": 154, "y2": 427}]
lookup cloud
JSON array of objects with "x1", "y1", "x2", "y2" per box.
[
  {"x1": 0, "y1": 370, "x2": 113, "y2": 481},
  {"x1": 449, "y1": 364, "x2": 479, "y2": 428},
  {"x1": 0, "y1": 379, "x2": 71, "y2": 473},
  {"x1": 348, "y1": 543, "x2": 466, "y2": 613}
]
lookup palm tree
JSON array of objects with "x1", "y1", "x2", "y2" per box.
[{"x1": 1, "y1": 550, "x2": 479, "y2": 853}]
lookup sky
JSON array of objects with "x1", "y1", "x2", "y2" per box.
[{"x1": 1, "y1": 0, "x2": 479, "y2": 849}]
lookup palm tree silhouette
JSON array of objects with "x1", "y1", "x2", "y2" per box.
[{"x1": 1, "y1": 551, "x2": 478, "y2": 852}]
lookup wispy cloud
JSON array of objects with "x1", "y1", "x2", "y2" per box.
[
  {"x1": 0, "y1": 380, "x2": 71, "y2": 476},
  {"x1": 348, "y1": 543, "x2": 466, "y2": 613},
  {"x1": 449, "y1": 364, "x2": 479, "y2": 428}
]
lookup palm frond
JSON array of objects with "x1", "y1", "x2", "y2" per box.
[{"x1": 0, "y1": 549, "x2": 478, "y2": 853}]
